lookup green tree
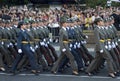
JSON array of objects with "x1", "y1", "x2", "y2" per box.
[
  {"x1": 85, "y1": 0, "x2": 120, "y2": 8},
  {"x1": 85, "y1": 0, "x2": 107, "y2": 8},
  {"x1": 111, "y1": 1, "x2": 120, "y2": 7}
]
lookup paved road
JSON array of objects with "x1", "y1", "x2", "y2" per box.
[{"x1": 0, "y1": 73, "x2": 120, "y2": 81}]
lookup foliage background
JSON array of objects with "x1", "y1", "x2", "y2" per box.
[
  {"x1": 0, "y1": 0, "x2": 120, "y2": 7},
  {"x1": 85, "y1": 0, "x2": 120, "y2": 8}
]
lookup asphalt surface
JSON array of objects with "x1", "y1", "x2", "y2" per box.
[
  {"x1": 0, "y1": 73, "x2": 120, "y2": 81},
  {"x1": 0, "y1": 44, "x2": 120, "y2": 81}
]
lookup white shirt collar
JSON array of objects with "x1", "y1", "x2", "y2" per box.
[
  {"x1": 27, "y1": 29, "x2": 30, "y2": 31},
  {"x1": 62, "y1": 27, "x2": 66, "y2": 31}
]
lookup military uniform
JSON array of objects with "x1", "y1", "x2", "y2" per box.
[
  {"x1": 11, "y1": 21, "x2": 39, "y2": 74},
  {"x1": 86, "y1": 18, "x2": 116, "y2": 77},
  {"x1": 51, "y1": 23, "x2": 78, "y2": 74},
  {"x1": 0, "y1": 26, "x2": 13, "y2": 67},
  {"x1": 31, "y1": 24, "x2": 48, "y2": 71}
]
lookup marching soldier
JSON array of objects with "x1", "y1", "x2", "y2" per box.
[
  {"x1": 104, "y1": 18, "x2": 120, "y2": 73},
  {"x1": 74, "y1": 20, "x2": 94, "y2": 66},
  {"x1": 11, "y1": 21, "x2": 40, "y2": 75},
  {"x1": 57, "y1": 20, "x2": 84, "y2": 73},
  {"x1": 0, "y1": 22, "x2": 5, "y2": 71},
  {"x1": 38, "y1": 21, "x2": 54, "y2": 66},
  {"x1": 6, "y1": 20, "x2": 18, "y2": 59},
  {"x1": 51, "y1": 16, "x2": 78, "y2": 75},
  {"x1": 86, "y1": 18, "x2": 116, "y2": 78},
  {"x1": 43, "y1": 21, "x2": 58, "y2": 62},
  {"x1": 0, "y1": 20, "x2": 13, "y2": 68},
  {"x1": 31, "y1": 20, "x2": 48, "y2": 71}
]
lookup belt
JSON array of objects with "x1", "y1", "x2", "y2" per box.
[
  {"x1": 22, "y1": 41, "x2": 34, "y2": 44},
  {"x1": 34, "y1": 39, "x2": 40, "y2": 41},
  {"x1": 69, "y1": 39, "x2": 73, "y2": 42},
  {"x1": 99, "y1": 40, "x2": 105, "y2": 43},
  {"x1": 1, "y1": 39, "x2": 8, "y2": 41},
  {"x1": 107, "y1": 39, "x2": 111, "y2": 41},
  {"x1": 69, "y1": 39, "x2": 76, "y2": 42},
  {"x1": 63, "y1": 41, "x2": 69, "y2": 43}
]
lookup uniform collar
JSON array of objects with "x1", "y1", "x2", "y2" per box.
[
  {"x1": 66, "y1": 27, "x2": 70, "y2": 30},
  {"x1": 74, "y1": 26, "x2": 77, "y2": 28},
  {"x1": 33, "y1": 27, "x2": 36, "y2": 30},
  {"x1": 109, "y1": 26, "x2": 112, "y2": 28},
  {"x1": 97, "y1": 26, "x2": 101, "y2": 29},
  {"x1": 21, "y1": 29, "x2": 25, "y2": 32},
  {"x1": 105, "y1": 26, "x2": 108, "y2": 29},
  {"x1": 62, "y1": 27, "x2": 66, "y2": 31},
  {"x1": 27, "y1": 29, "x2": 30, "y2": 31},
  {"x1": 7, "y1": 27, "x2": 10, "y2": 30},
  {"x1": 71, "y1": 27, "x2": 74, "y2": 29},
  {"x1": 101, "y1": 26, "x2": 105, "y2": 29},
  {"x1": 14, "y1": 25, "x2": 17, "y2": 28},
  {"x1": 1, "y1": 27, "x2": 4, "y2": 29}
]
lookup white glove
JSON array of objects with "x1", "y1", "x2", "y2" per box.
[
  {"x1": 30, "y1": 47, "x2": 35, "y2": 52},
  {"x1": 55, "y1": 39, "x2": 58, "y2": 43},
  {"x1": 47, "y1": 41, "x2": 50, "y2": 44},
  {"x1": 15, "y1": 43, "x2": 17, "y2": 46},
  {"x1": 100, "y1": 50, "x2": 103, "y2": 53},
  {"x1": 112, "y1": 44, "x2": 115, "y2": 48},
  {"x1": 108, "y1": 41, "x2": 111, "y2": 45},
  {"x1": 40, "y1": 42, "x2": 45, "y2": 46},
  {"x1": 35, "y1": 45, "x2": 39, "y2": 49},
  {"x1": 74, "y1": 44, "x2": 76, "y2": 49},
  {"x1": 108, "y1": 45, "x2": 112, "y2": 48},
  {"x1": 81, "y1": 41, "x2": 84, "y2": 44},
  {"x1": 77, "y1": 44, "x2": 80, "y2": 48},
  {"x1": 43, "y1": 39, "x2": 46, "y2": 42},
  {"x1": 86, "y1": 35, "x2": 88, "y2": 39},
  {"x1": 115, "y1": 42, "x2": 118, "y2": 46},
  {"x1": 9, "y1": 43, "x2": 13, "y2": 46},
  {"x1": 7, "y1": 45, "x2": 10, "y2": 47},
  {"x1": 105, "y1": 45, "x2": 108, "y2": 49},
  {"x1": 62, "y1": 48, "x2": 66, "y2": 52},
  {"x1": 69, "y1": 48, "x2": 71, "y2": 51},
  {"x1": 75, "y1": 42, "x2": 78, "y2": 45},
  {"x1": 49, "y1": 39, "x2": 52, "y2": 42},
  {"x1": 118, "y1": 39, "x2": 120, "y2": 42},
  {"x1": 112, "y1": 43, "x2": 116, "y2": 48},
  {"x1": 69, "y1": 44, "x2": 73, "y2": 48},
  {"x1": 18, "y1": 49, "x2": 22, "y2": 53},
  {"x1": 45, "y1": 44, "x2": 48, "y2": 47},
  {"x1": 1, "y1": 42, "x2": 4, "y2": 45},
  {"x1": 84, "y1": 41, "x2": 87, "y2": 44}
]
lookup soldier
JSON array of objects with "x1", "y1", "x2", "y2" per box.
[
  {"x1": 6, "y1": 20, "x2": 18, "y2": 59},
  {"x1": 31, "y1": 20, "x2": 48, "y2": 71},
  {"x1": 0, "y1": 20, "x2": 13, "y2": 68},
  {"x1": 86, "y1": 18, "x2": 116, "y2": 78},
  {"x1": 51, "y1": 16, "x2": 78, "y2": 75},
  {"x1": 38, "y1": 21, "x2": 54, "y2": 66},
  {"x1": 43, "y1": 20, "x2": 58, "y2": 62},
  {"x1": 0, "y1": 21, "x2": 5, "y2": 71},
  {"x1": 16, "y1": 21, "x2": 33, "y2": 71},
  {"x1": 11, "y1": 21, "x2": 40, "y2": 75},
  {"x1": 77, "y1": 20, "x2": 94, "y2": 66},
  {"x1": 57, "y1": 20, "x2": 84, "y2": 73},
  {"x1": 106, "y1": 17, "x2": 120, "y2": 74}
]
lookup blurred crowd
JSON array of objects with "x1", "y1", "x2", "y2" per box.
[{"x1": 0, "y1": 4, "x2": 120, "y2": 30}]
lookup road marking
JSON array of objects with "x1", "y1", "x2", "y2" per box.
[
  {"x1": 37, "y1": 74, "x2": 117, "y2": 79},
  {"x1": 0, "y1": 72, "x2": 11, "y2": 76},
  {"x1": 0, "y1": 72, "x2": 120, "y2": 79}
]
